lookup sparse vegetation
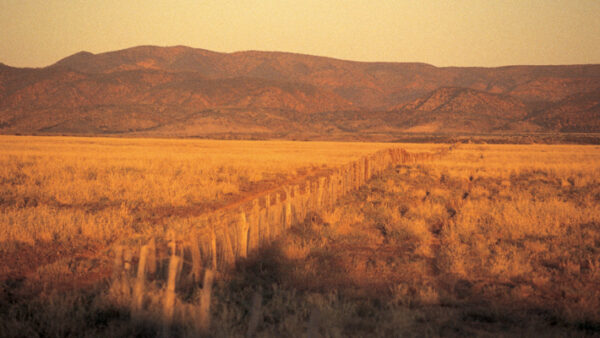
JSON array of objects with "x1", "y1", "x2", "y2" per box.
[
  {"x1": 1, "y1": 137, "x2": 599, "y2": 336},
  {"x1": 267, "y1": 143, "x2": 600, "y2": 335}
]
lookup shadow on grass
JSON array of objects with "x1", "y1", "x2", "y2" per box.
[{"x1": 226, "y1": 220, "x2": 600, "y2": 336}]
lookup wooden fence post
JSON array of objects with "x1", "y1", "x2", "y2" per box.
[
  {"x1": 311, "y1": 180, "x2": 318, "y2": 211},
  {"x1": 317, "y1": 177, "x2": 326, "y2": 209},
  {"x1": 210, "y1": 229, "x2": 217, "y2": 270},
  {"x1": 264, "y1": 195, "x2": 271, "y2": 243},
  {"x1": 283, "y1": 186, "x2": 292, "y2": 230},
  {"x1": 284, "y1": 198, "x2": 292, "y2": 230},
  {"x1": 239, "y1": 211, "x2": 249, "y2": 258},
  {"x1": 272, "y1": 192, "x2": 281, "y2": 237},
  {"x1": 354, "y1": 161, "x2": 359, "y2": 188},
  {"x1": 191, "y1": 233, "x2": 203, "y2": 283},
  {"x1": 298, "y1": 183, "x2": 306, "y2": 221},
  {"x1": 346, "y1": 165, "x2": 352, "y2": 193},
  {"x1": 147, "y1": 238, "x2": 156, "y2": 277},
  {"x1": 259, "y1": 204, "x2": 268, "y2": 247},
  {"x1": 123, "y1": 248, "x2": 133, "y2": 274},
  {"x1": 303, "y1": 182, "x2": 311, "y2": 216},
  {"x1": 292, "y1": 185, "x2": 301, "y2": 223},
  {"x1": 132, "y1": 245, "x2": 149, "y2": 318},
  {"x1": 118, "y1": 247, "x2": 132, "y2": 299},
  {"x1": 334, "y1": 171, "x2": 341, "y2": 202},
  {"x1": 113, "y1": 246, "x2": 123, "y2": 278},
  {"x1": 222, "y1": 225, "x2": 236, "y2": 267},
  {"x1": 162, "y1": 255, "x2": 181, "y2": 337},
  {"x1": 168, "y1": 238, "x2": 177, "y2": 258},
  {"x1": 249, "y1": 199, "x2": 260, "y2": 252},
  {"x1": 327, "y1": 175, "x2": 334, "y2": 209},
  {"x1": 350, "y1": 163, "x2": 356, "y2": 191},
  {"x1": 356, "y1": 160, "x2": 361, "y2": 187},
  {"x1": 198, "y1": 269, "x2": 214, "y2": 333}
]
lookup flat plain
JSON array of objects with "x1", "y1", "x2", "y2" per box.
[
  {"x1": 1, "y1": 136, "x2": 599, "y2": 336},
  {"x1": 0, "y1": 136, "x2": 395, "y2": 279}
]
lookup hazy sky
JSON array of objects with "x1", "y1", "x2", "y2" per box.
[{"x1": 1, "y1": 0, "x2": 599, "y2": 68}]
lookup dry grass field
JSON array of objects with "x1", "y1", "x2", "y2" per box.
[
  {"x1": 1, "y1": 136, "x2": 600, "y2": 336},
  {"x1": 0, "y1": 136, "x2": 394, "y2": 281},
  {"x1": 259, "y1": 144, "x2": 600, "y2": 336}
]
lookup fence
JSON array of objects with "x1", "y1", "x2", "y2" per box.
[
  {"x1": 111, "y1": 145, "x2": 454, "y2": 334},
  {"x1": 181, "y1": 147, "x2": 454, "y2": 271}
]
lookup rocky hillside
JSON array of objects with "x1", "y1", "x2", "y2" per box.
[{"x1": 1, "y1": 45, "x2": 599, "y2": 137}]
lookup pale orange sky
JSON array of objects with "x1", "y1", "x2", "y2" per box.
[{"x1": 1, "y1": 0, "x2": 599, "y2": 68}]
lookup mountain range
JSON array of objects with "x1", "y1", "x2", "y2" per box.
[{"x1": 1, "y1": 45, "x2": 599, "y2": 139}]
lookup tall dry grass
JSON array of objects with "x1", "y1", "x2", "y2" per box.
[
  {"x1": 2, "y1": 139, "x2": 599, "y2": 336},
  {"x1": 269, "y1": 143, "x2": 600, "y2": 335},
  {"x1": 0, "y1": 135, "x2": 392, "y2": 248}
]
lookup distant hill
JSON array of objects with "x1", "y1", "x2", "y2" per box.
[{"x1": 1, "y1": 45, "x2": 599, "y2": 138}]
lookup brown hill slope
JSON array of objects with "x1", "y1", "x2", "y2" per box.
[
  {"x1": 50, "y1": 46, "x2": 600, "y2": 108},
  {"x1": 392, "y1": 87, "x2": 535, "y2": 133},
  {"x1": 1, "y1": 46, "x2": 600, "y2": 136},
  {"x1": 528, "y1": 91, "x2": 600, "y2": 132},
  {"x1": 0, "y1": 65, "x2": 351, "y2": 134}
]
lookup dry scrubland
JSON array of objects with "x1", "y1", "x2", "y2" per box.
[
  {"x1": 270, "y1": 144, "x2": 600, "y2": 336},
  {"x1": 0, "y1": 136, "x2": 392, "y2": 277},
  {"x1": 1, "y1": 136, "x2": 600, "y2": 336}
]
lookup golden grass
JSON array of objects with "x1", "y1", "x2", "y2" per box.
[
  {"x1": 2, "y1": 138, "x2": 599, "y2": 336},
  {"x1": 0, "y1": 135, "x2": 396, "y2": 247},
  {"x1": 271, "y1": 143, "x2": 600, "y2": 335}
]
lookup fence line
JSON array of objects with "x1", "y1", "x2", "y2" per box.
[
  {"x1": 110, "y1": 145, "x2": 454, "y2": 334},
  {"x1": 129, "y1": 146, "x2": 451, "y2": 273}
]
